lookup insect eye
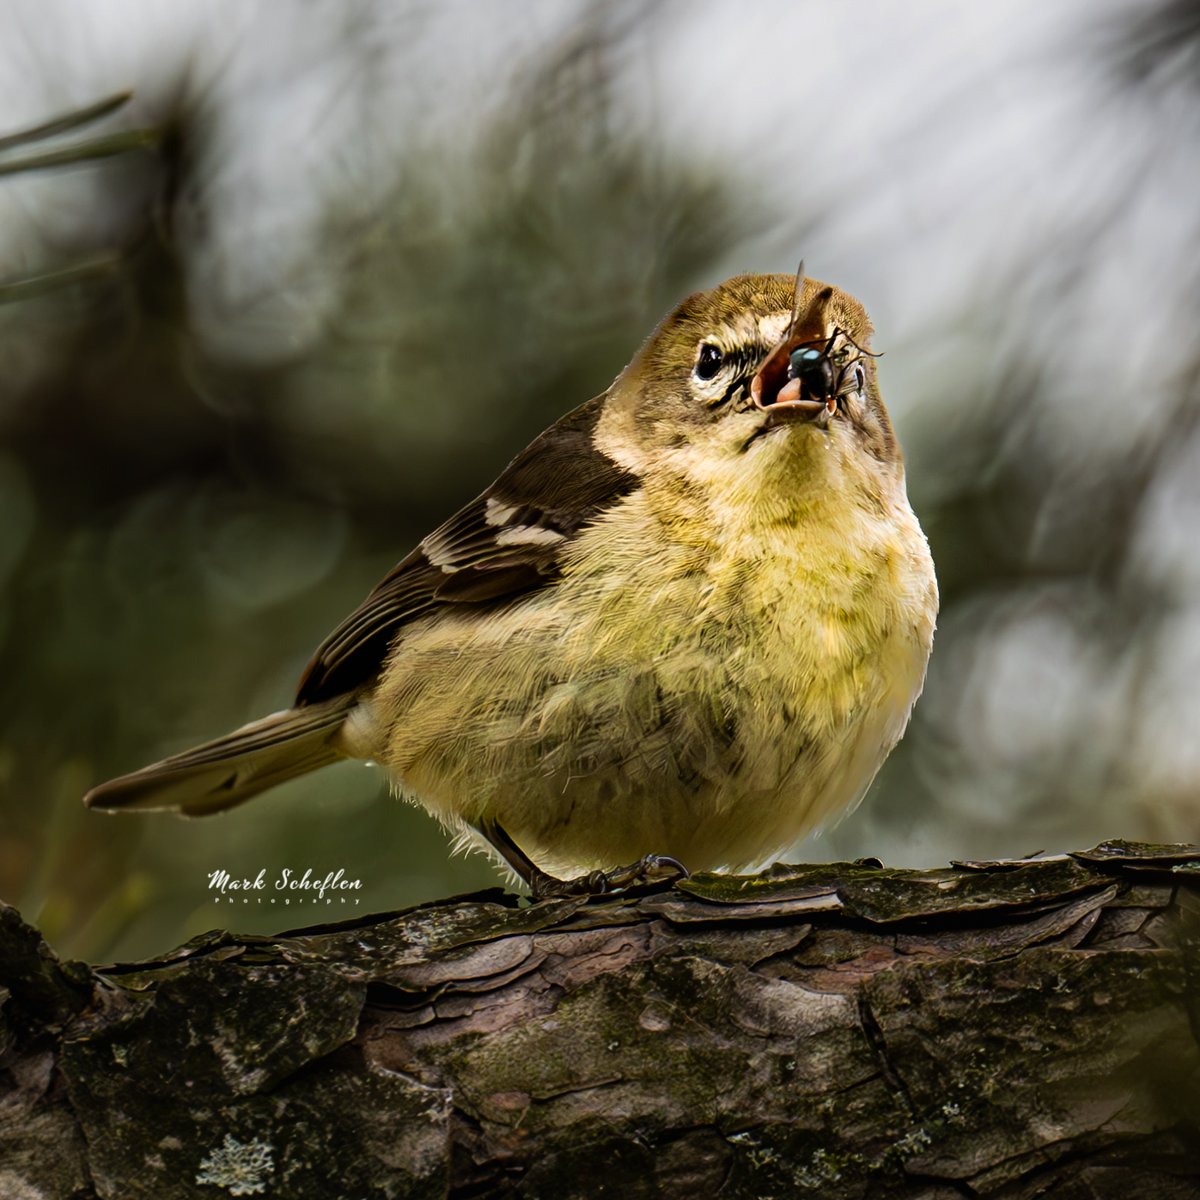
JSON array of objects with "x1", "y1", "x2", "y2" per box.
[
  {"x1": 789, "y1": 347, "x2": 823, "y2": 377},
  {"x1": 694, "y1": 343, "x2": 724, "y2": 381}
]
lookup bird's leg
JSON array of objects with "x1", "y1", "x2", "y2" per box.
[
  {"x1": 475, "y1": 818, "x2": 564, "y2": 897},
  {"x1": 475, "y1": 820, "x2": 689, "y2": 901}
]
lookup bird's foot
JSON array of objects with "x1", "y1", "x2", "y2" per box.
[
  {"x1": 473, "y1": 819, "x2": 689, "y2": 902},
  {"x1": 529, "y1": 854, "x2": 690, "y2": 901}
]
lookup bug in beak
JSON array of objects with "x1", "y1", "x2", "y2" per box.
[{"x1": 751, "y1": 279, "x2": 838, "y2": 424}]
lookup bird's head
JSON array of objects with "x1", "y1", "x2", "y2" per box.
[{"x1": 595, "y1": 273, "x2": 902, "y2": 522}]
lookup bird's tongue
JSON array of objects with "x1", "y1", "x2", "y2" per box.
[{"x1": 774, "y1": 378, "x2": 803, "y2": 406}]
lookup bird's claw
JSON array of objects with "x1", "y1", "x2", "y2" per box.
[{"x1": 530, "y1": 854, "x2": 690, "y2": 901}]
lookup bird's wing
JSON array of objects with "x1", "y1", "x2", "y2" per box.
[{"x1": 295, "y1": 393, "x2": 639, "y2": 704}]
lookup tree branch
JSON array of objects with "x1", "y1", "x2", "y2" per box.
[{"x1": 2, "y1": 842, "x2": 1199, "y2": 1198}]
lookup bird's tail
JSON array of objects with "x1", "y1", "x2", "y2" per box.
[{"x1": 83, "y1": 696, "x2": 356, "y2": 816}]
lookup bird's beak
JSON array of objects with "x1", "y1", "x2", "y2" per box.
[{"x1": 751, "y1": 282, "x2": 840, "y2": 426}]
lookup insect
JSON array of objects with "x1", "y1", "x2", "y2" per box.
[{"x1": 786, "y1": 330, "x2": 877, "y2": 414}]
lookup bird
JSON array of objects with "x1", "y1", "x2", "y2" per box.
[{"x1": 85, "y1": 271, "x2": 938, "y2": 898}]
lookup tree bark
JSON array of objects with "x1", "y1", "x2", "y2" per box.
[{"x1": 2, "y1": 842, "x2": 1199, "y2": 1199}]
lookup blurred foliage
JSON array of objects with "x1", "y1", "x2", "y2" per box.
[
  {"x1": 1, "y1": 0, "x2": 1198, "y2": 963},
  {"x1": 0, "y1": 6, "x2": 757, "y2": 962}
]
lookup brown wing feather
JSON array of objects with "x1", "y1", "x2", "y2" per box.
[{"x1": 295, "y1": 394, "x2": 639, "y2": 705}]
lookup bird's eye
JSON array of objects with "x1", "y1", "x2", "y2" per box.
[{"x1": 694, "y1": 343, "x2": 724, "y2": 381}]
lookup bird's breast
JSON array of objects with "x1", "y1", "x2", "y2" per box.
[{"x1": 375, "y1": 481, "x2": 937, "y2": 873}]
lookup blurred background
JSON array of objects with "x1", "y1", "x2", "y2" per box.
[{"x1": 1, "y1": 0, "x2": 1197, "y2": 964}]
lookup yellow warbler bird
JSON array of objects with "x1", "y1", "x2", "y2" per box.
[{"x1": 86, "y1": 272, "x2": 938, "y2": 898}]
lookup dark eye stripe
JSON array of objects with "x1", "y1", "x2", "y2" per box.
[
  {"x1": 704, "y1": 344, "x2": 762, "y2": 408},
  {"x1": 708, "y1": 380, "x2": 740, "y2": 410}
]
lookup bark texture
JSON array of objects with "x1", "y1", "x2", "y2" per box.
[{"x1": 2, "y1": 842, "x2": 1199, "y2": 1199}]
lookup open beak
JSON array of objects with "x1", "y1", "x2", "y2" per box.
[
  {"x1": 750, "y1": 341, "x2": 837, "y2": 426},
  {"x1": 750, "y1": 279, "x2": 839, "y2": 426}
]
